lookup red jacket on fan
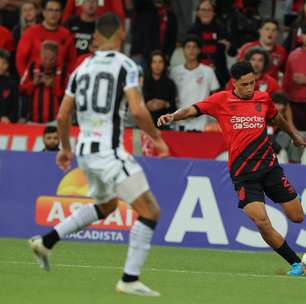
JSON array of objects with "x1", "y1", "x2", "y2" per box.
[
  {"x1": 63, "y1": 0, "x2": 125, "y2": 24},
  {"x1": 283, "y1": 47, "x2": 306, "y2": 103},
  {"x1": 292, "y1": 0, "x2": 305, "y2": 12},
  {"x1": 16, "y1": 24, "x2": 77, "y2": 77},
  {"x1": 237, "y1": 40, "x2": 287, "y2": 80},
  {"x1": 0, "y1": 26, "x2": 15, "y2": 52},
  {"x1": 226, "y1": 74, "x2": 280, "y2": 94}
]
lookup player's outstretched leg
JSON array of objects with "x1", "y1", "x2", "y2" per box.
[
  {"x1": 280, "y1": 197, "x2": 305, "y2": 275},
  {"x1": 28, "y1": 200, "x2": 117, "y2": 271},
  {"x1": 243, "y1": 201, "x2": 304, "y2": 276},
  {"x1": 116, "y1": 191, "x2": 161, "y2": 297}
]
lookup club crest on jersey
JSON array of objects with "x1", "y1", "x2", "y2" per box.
[
  {"x1": 272, "y1": 57, "x2": 279, "y2": 66},
  {"x1": 258, "y1": 83, "x2": 268, "y2": 92},
  {"x1": 229, "y1": 105, "x2": 236, "y2": 111},
  {"x1": 255, "y1": 102, "x2": 262, "y2": 112},
  {"x1": 197, "y1": 76, "x2": 204, "y2": 84}
]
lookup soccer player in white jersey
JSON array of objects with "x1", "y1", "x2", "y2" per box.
[{"x1": 28, "y1": 13, "x2": 169, "y2": 297}]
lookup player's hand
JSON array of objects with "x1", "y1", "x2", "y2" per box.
[
  {"x1": 292, "y1": 133, "x2": 306, "y2": 147},
  {"x1": 56, "y1": 150, "x2": 74, "y2": 171},
  {"x1": 152, "y1": 137, "x2": 169, "y2": 157},
  {"x1": 157, "y1": 113, "x2": 174, "y2": 127}
]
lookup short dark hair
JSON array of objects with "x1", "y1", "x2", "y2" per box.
[
  {"x1": 270, "y1": 92, "x2": 289, "y2": 106},
  {"x1": 260, "y1": 18, "x2": 279, "y2": 30},
  {"x1": 43, "y1": 126, "x2": 58, "y2": 136},
  {"x1": 42, "y1": 0, "x2": 62, "y2": 9},
  {"x1": 96, "y1": 13, "x2": 121, "y2": 39},
  {"x1": 244, "y1": 48, "x2": 270, "y2": 73},
  {"x1": 0, "y1": 48, "x2": 10, "y2": 63},
  {"x1": 230, "y1": 61, "x2": 255, "y2": 80},
  {"x1": 182, "y1": 34, "x2": 202, "y2": 49}
]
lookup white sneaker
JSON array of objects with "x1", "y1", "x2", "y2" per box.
[
  {"x1": 116, "y1": 280, "x2": 160, "y2": 297},
  {"x1": 28, "y1": 236, "x2": 50, "y2": 271}
]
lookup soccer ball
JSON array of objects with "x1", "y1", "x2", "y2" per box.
[{"x1": 301, "y1": 253, "x2": 306, "y2": 273}]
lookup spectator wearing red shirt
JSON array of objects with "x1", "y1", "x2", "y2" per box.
[
  {"x1": 19, "y1": 40, "x2": 69, "y2": 123},
  {"x1": 227, "y1": 48, "x2": 280, "y2": 94},
  {"x1": 237, "y1": 19, "x2": 287, "y2": 81},
  {"x1": 64, "y1": 0, "x2": 97, "y2": 55},
  {"x1": 0, "y1": 25, "x2": 15, "y2": 52},
  {"x1": 284, "y1": 2, "x2": 306, "y2": 52},
  {"x1": 283, "y1": 25, "x2": 306, "y2": 131},
  {"x1": 16, "y1": 0, "x2": 77, "y2": 77},
  {"x1": 62, "y1": 0, "x2": 125, "y2": 24}
]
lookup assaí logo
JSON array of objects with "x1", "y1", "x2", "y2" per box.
[{"x1": 35, "y1": 168, "x2": 138, "y2": 242}]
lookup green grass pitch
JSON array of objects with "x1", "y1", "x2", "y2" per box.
[{"x1": 0, "y1": 238, "x2": 305, "y2": 304}]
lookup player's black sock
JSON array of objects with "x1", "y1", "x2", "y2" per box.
[
  {"x1": 274, "y1": 241, "x2": 301, "y2": 265},
  {"x1": 122, "y1": 273, "x2": 139, "y2": 283},
  {"x1": 42, "y1": 229, "x2": 60, "y2": 249}
]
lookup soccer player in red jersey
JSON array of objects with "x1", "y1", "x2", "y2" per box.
[
  {"x1": 158, "y1": 61, "x2": 306, "y2": 276},
  {"x1": 227, "y1": 48, "x2": 280, "y2": 94}
]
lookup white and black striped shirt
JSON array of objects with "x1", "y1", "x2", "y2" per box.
[{"x1": 66, "y1": 50, "x2": 139, "y2": 153}]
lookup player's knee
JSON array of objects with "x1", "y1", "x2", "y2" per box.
[
  {"x1": 152, "y1": 205, "x2": 160, "y2": 220},
  {"x1": 254, "y1": 218, "x2": 272, "y2": 233},
  {"x1": 144, "y1": 204, "x2": 160, "y2": 221}
]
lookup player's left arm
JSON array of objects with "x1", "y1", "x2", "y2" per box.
[
  {"x1": 272, "y1": 112, "x2": 306, "y2": 147},
  {"x1": 56, "y1": 94, "x2": 75, "y2": 170}
]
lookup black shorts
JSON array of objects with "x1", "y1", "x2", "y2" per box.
[{"x1": 233, "y1": 166, "x2": 297, "y2": 209}]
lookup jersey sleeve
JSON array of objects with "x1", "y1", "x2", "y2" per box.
[
  {"x1": 193, "y1": 92, "x2": 221, "y2": 118},
  {"x1": 65, "y1": 69, "x2": 78, "y2": 97},
  {"x1": 266, "y1": 94, "x2": 278, "y2": 120},
  {"x1": 123, "y1": 59, "x2": 139, "y2": 91}
]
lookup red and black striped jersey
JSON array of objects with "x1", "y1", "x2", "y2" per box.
[
  {"x1": 194, "y1": 90, "x2": 278, "y2": 180},
  {"x1": 19, "y1": 62, "x2": 68, "y2": 123}
]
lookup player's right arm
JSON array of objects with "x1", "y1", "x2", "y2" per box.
[
  {"x1": 125, "y1": 88, "x2": 169, "y2": 157},
  {"x1": 157, "y1": 106, "x2": 198, "y2": 127},
  {"x1": 56, "y1": 94, "x2": 74, "y2": 171},
  {"x1": 157, "y1": 92, "x2": 221, "y2": 127}
]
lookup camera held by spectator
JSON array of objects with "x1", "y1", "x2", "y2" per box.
[{"x1": 19, "y1": 41, "x2": 69, "y2": 123}]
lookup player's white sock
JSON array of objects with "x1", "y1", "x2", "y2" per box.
[
  {"x1": 55, "y1": 204, "x2": 101, "y2": 238},
  {"x1": 123, "y1": 219, "x2": 155, "y2": 277}
]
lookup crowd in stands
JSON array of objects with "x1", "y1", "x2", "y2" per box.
[{"x1": 0, "y1": 0, "x2": 306, "y2": 162}]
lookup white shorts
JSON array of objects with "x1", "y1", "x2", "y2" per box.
[{"x1": 77, "y1": 148, "x2": 149, "y2": 204}]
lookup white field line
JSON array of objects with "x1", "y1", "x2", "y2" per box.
[{"x1": 0, "y1": 260, "x2": 304, "y2": 280}]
